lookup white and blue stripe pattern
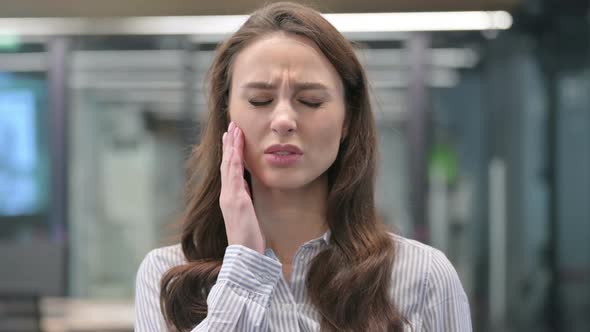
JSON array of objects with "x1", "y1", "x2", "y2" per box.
[{"x1": 135, "y1": 233, "x2": 472, "y2": 331}]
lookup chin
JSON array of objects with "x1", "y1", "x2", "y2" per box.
[{"x1": 255, "y1": 169, "x2": 316, "y2": 190}]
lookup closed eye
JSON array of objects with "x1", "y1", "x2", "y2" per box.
[
  {"x1": 249, "y1": 99, "x2": 273, "y2": 107},
  {"x1": 300, "y1": 100, "x2": 323, "y2": 108}
]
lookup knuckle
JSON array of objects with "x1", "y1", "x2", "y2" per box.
[{"x1": 236, "y1": 199, "x2": 249, "y2": 210}]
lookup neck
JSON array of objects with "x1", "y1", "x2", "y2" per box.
[{"x1": 250, "y1": 174, "x2": 329, "y2": 264}]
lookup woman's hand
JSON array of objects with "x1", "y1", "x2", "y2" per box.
[{"x1": 219, "y1": 122, "x2": 266, "y2": 254}]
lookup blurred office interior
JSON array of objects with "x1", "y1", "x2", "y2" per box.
[{"x1": 0, "y1": 0, "x2": 588, "y2": 331}]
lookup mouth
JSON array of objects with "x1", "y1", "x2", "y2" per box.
[
  {"x1": 264, "y1": 144, "x2": 303, "y2": 155},
  {"x1": 263, "y1": 144, "x2": 303, "y2": 167}
]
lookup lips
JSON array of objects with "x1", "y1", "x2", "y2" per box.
[
  {"x1": 264, "y1": 144, "x2": 303, "y2": 155},
  {"x1": 263, "y1": 144, "x2": 303, "y2": 167}
]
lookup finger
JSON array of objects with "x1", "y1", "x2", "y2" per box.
[
  {"x1": 222, "y1": 132, "x2": 227, "y2": 154},
  {"x1": 228, "y1": 121, "x2": 235, "y2": 149},
  {"x1": 221, "y1": 131, "x2": 228, "y2": 166},
  {"x1": 227, "y1": 123, "x2": 236, "y2": 172},
  {"x1": 220, "y1": 125, "x2": 233, "y2": 183},
  {"x1": 229, "y1": 127, "x2": 244, "y2": 191},
  {"x1": 235, "y1": 125, "x2": 245, "y2": 161}
]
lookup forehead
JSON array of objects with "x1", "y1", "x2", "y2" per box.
[{"x1": 230, "y1": 32, "x2": 343, "y2": 91}]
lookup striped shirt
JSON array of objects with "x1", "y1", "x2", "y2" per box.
[{"x1": 135, "y1": 232, "x2": 472, "y2": 331}]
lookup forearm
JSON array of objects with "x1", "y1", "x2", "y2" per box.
[{"x1": 191, "y1": 245, "x2": 282, "y2": 332}]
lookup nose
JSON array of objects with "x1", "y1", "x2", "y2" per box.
[{"x1": 270, "y1": 101, "x2": 297, "y2": 136}]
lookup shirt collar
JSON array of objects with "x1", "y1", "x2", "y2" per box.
[
  {"x1": 303, "y1": 229, "x2": 331, "y2": 248},
  {"x1": 321, "y1": 229, "x2": 331, "y2": 244},
  {"x1": 263, "y1": 230, "x2": 331, "y2": 261}
]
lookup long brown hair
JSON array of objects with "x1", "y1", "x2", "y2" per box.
[{"x1": 160, "y1": 2, "x2": 408, "y2": 331}]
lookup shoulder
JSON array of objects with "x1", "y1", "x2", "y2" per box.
[
  {"x1": 387, "y1": 233, "x2": 469, "y2": 315},
  {"x1": 136, "y1": 244, "x2": 186, "y2": 286},
  {"x1": 134, "y1": 244, "x2": 186, "y2": 330},
  {"x1": 389, "y1": 232, "x2": 463, "y2": 283},
  {"x1": 389, "y1": 232, "x2": 447, "y2": 279}
]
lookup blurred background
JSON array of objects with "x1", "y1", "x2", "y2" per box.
[{"x1": 0, "y1": 0, "x2": 588, "y2": 331}]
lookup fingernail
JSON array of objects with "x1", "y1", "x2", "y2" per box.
[
  {"x1": 229, "y1": 121, "x2": 235, "y2": 132},
  {"x1": 234, "y1": 127, "x2": 239, "y2": 139},
  {"x1": 222, "y1": 132, "x2": 227, "y2": 143}
]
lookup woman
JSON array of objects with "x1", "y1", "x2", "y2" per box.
[{"x1": 135, "y1": 2, "x2": 472, "y2": 331}]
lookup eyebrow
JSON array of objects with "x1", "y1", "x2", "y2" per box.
[{"x1": 241, "y1": 81, "x2": 329, "y2": 91}]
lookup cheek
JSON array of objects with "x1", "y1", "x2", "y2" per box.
[
  {"x1": 228, "y1": 105, "x2": 254, "y2": 171},
  {"x1": 228, "y1": 95, "x2": 252, "y2": 126},
  {"x1": 308, "y1": 108, "x2": 345, "y2": 163},
  {"x1": 243, "y1": 138, "x2": 254, "y2": 172},
  {"x1": 240, "y1": 125, "x2": 263, "y2": 174},
  {"x1": 314, "y1": 122, "x2": 342, "y2": 159},
  {"x1": 228, "y1": 104, "x2": 256, "y2": 148},
  {"x1": 318, "y1": 124, "x2": 340, "y2": 144},
  {"x1": 318, "y1": 109, "x2": 344, "y2": 144}
]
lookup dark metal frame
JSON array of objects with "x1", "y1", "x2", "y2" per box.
[{"x1": 47, "y1": 36, "x2": 70, "y2": 296}]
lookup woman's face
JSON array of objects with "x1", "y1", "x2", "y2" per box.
[{"x1": 228, "y1": 32, "x2": 346, "y2": 190}]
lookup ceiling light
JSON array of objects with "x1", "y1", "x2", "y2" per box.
[{"x1": 0, "y1": 11, "x2": 512, "y2": 36}]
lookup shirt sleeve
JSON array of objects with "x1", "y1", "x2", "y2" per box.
[
  {"x1": 135, "y1": 245, "x2": 282, "y2": 332},
  {"x1": 421, "y1": 249, "x2": 473, "y2": 331}
]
